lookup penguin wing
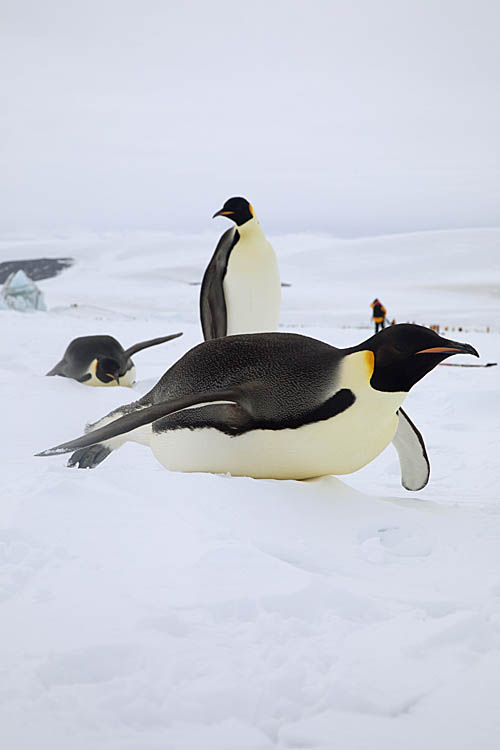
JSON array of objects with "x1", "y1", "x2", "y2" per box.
[
  {"x1": 122, "y1": 332, "x2": 183, "y2": 358},
  {"x1": 392, "y1": 408, "x2": 430, "y2": 491},
  {"x1": 37, "y1": 379, "x2": 356, "y2": 459},
  {"x1": 199, "y1": 227, "x2": 238, "y2": 340},
  {"x1": 36, "y1": 387, "x2": 249, "y2": 457}
]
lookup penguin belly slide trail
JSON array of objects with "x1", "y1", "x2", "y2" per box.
[
  {"x1": 37, "y1": 325, "x2": 479, "y2": 490},
  {"x1": 46, "y1": 332, "x2": 183, "y2": 387}
]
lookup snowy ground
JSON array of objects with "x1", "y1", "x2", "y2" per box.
[{"x1": 1, "y1": 228, "x2": 500, "y2": 749}]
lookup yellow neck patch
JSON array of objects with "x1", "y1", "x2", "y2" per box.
[{"x1": 364, "y1": 350, "x2": 375, "y2": 378}]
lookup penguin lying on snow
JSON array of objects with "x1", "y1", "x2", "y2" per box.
[
  {"x1": 46, "y1": 332, "x2": 183, "y2": 387},
  {"x1": 200, "y1": 197, "x2": 281, "y2": 340},
  {"x1": 37, "y1": 324, "x2": 478, "y2": 489}
]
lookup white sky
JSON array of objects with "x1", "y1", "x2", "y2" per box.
[{"x1": 1, "y1": 0, "x2": 499, "y2": 235}]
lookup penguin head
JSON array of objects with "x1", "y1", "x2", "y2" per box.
[
  {"x1": 213, "y1": 197, "x2": 255, "y2": 226},
  {"x1": 95, "y1": 357, "x2": 122, "y2": 385},
  {"x1": 362, "y1": 324, "x2": 479, "y2": 392}
]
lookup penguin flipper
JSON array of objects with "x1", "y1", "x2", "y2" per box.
[
  {"x1": 200, "y1": 227, "x2": 237, "y2": 340},
  {"x1": 122, "y1": 332, "x2": 183, "y2": 358},
  {"x1": 35, "y1": 388, "x2": 245, "y2": 458},
  {"x1": 200, "y1": 263, "x2": 227, "y2": 340},
  {"x1": 392, "y1": 408, "x2": 430, "y2": 491}
]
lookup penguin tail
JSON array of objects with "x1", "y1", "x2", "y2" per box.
[
  {"x1": 123, "y1": 332, "x2": 183, "y2": 358},
  {"x1": 46, "y1": 362, "x2": 64, "y2": 376},
  {"x1": 35, "y1": 388, "x2": 243, "y2": 458}
]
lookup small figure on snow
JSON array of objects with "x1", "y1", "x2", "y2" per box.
[{"x1": 371, "y1": 298, "x2": 387, "y2": 333}]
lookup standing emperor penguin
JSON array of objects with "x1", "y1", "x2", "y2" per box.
[
  {"x1": 37, "y1": 324, "x2": 479, "y2": 490},
  {"x1": 200, "y1": 197, "x2": 281, "y2": 340}
]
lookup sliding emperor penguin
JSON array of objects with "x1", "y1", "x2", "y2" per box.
[
  {"x1": 37, "y1": 324, "x2": 478, "y2": 489},
  {"x1": 200, "y1": 197, "x2": 281, "y2": 340},
  {"x1": 46, "y1": 332, "x2": 183, "y2": 387}
]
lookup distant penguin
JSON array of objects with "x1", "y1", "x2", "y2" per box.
[
  {"x1": 37, "y1": 324, "x2": 478, "y2": 489},
  {"x1": 46, "y1": 332, "x2": 183, "y2": 387},
  {"x1": 200, "y1": 197, "x2": 281, "y2": 340}
]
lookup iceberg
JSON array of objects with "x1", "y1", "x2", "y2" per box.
[{"x1": 1, "y1": 269, "x2": 47, "y2": 312}]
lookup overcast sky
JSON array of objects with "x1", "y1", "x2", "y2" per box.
[{"x1": 1, "y1": 0, "x2": 499, "y2": 235}]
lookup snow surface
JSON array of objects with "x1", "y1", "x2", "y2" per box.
[{"x1": 1, "y1": 228, "x2": 500, "y2": 749}]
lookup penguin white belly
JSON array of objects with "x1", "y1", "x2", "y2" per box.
[
  {"x1": 223, "y1": 240, "x2": 281, "y2": 335},
  {"x1": 117, "y1": 366, "x2": 136, "y2": 387},
  {"x1": 150, "y1": 389, "x2": 406, "y2": 480}
]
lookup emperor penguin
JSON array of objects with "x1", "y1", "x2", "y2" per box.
[
  {"x1": 37, "y1": 324, "x2": 479, "y2": 489},
  {"x1": 46, "y1": 332, "x2": 183, "y2": 387},
  {"x1": 200, "y1": 197, "x2": 281, "y2": 340}
]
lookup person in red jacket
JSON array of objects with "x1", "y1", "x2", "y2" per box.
[{"x1": 371, "y1": 298, "x2": 387, "y2": 333}]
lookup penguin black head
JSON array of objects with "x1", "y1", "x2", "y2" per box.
[
  {"x1": 213, "y1": 197, "x2": 255, "y2": 226},
  {"x1": 95, "y1": 357, "x2": 122, "y2": 385},
  {"x1": 359, "y1": 324, "x2": 479, "y2": 392}
]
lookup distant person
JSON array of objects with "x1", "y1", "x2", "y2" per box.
[{"x1": 371, "y1": 298, "x2": 387, "y2": 333}]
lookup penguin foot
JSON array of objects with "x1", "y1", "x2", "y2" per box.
[{"x1": 67, "y1": 444, "x2": 111, "y2": 469}]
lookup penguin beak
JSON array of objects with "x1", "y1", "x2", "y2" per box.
[
  {"x1": 106, "y1": 373, "x2": 120, "y2": 385},
  {"x1": 416, "y1": 342, "x2": 479, "y2": 357},
  {"x1": 212, "y1": 209, "x2": 234, "y2": 218}
]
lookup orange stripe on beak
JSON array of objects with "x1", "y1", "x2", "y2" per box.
[{"x1": 416, "y1": 347, "x2": 463, "y2": 354}]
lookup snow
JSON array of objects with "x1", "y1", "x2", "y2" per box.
[{"x1": 1, "y1": 228, "x2": 500, "y2": 749}]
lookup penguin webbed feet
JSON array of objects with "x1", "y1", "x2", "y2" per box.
[{"x1": 67, "y1": 444, "x2": 112, "y2": 469}]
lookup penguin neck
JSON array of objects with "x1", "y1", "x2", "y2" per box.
[
  {"x1": 236, "y1": 216, "x2": 265, "y2": 240},
  {"x1": 338, "y1": 350, "x2": 407, "y2": 412}
]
